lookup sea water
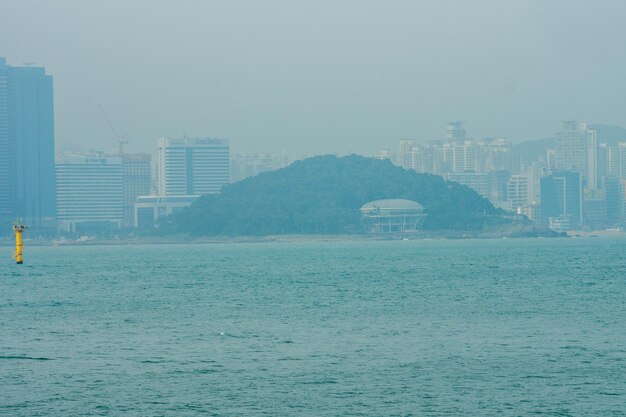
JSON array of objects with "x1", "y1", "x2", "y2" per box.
[{"x1": 1, "y1": 237, "x2": 625, "y2": 416}]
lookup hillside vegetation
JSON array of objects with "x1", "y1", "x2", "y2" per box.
[{"x1": 162, "y1": 155, "x2": 508, "y2": 236}]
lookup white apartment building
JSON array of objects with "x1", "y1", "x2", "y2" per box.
[
  {"x1": 156, "y1": 137, "x2": 230, "y2": 196},
  {"x1": 555, "y1": 121, "x2": 598, "y2": 192},
  {"x1": 56, "y1": 155, "x2": 123, "y2": 233},
  {"x1": 447, "y1": 172, "x2": 489, "y2": 198},
  {"x1": 507, "y1": 175, "x2": 529, "y2": 211},
  {"x1": 604, "y1": 142, "x2": 626, "y2": 180}
]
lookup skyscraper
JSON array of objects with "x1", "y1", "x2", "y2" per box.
[
  {"x1": 540, "y1": 170, "x2": 583, "y2": 229},
  {"x1": 481, "y1": 138, "x2": 520, "y2": 174},
  {"x1": 554, "y1": 121, "x2": 598, "y2": 192},
  {"x1": 507, "y1": 175, "x2": 529, "y2": 211},
  {"x1": 604, "y1": 142, "x2": 626, "y2": 180},
  {"x1": 452, "y1": 141, "x2": 483, "y2": 173},
  {"x1": 0, "y1": 57, "x2": 56, "y2": 232},
  {"x1": 156, "y1": 137, "x2": 230, "y2": 196}
]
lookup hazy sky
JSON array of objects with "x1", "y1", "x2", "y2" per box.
[{"x1": 2, "y1": 0, "x2": 626, "y2": 155}]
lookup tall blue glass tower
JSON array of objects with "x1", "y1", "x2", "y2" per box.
[{"x1": 0, "y1": 57, "x2": 56, "y2": 233}]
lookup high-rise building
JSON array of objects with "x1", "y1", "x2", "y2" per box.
[
  {"x1": 452, "y1": 141, "x2": 483, "y2": 173},
  {"x1": 432, "y1": 142, "x2": 454, "y2": 175},
  {"x1": 446, "y1": 172, "x2": 489, "y2": 198},
  {"x1": 120, "y1": 153, "x2": 151, "y2": 227},
  {"x1": 482, "y1": 138, "x2": 520, "y2": 174},
  {"x1": 604, "y1": 142, "x2": 626, "y2": 180},
  {"x1": 546, "y1": 149, "x2": 557, "y2": 171},
  {"x1": 156, "y1": 137, "x2": 230, "y2": 196},
  {"x1": 0, "y1": 57, "x2": 56, "y2": 232},
  {"x1": 603, "y1": 176, "x2": 624, "y2": 226},
  {"x1": 507, "y1": 175, "x2": 528, "y2": 211},
  {"x1": 584, "y1": 196, "x2": 607, "y2": 229},
  {"x1": 597, "y1": 143, "x2": 609, "y2": 180},
  {"x1": 398, "y1": 140, "x2": 432, "y2": 174},
  {"x1": 398, "y1": 140, "x2": 415, "y2": 169},
  {"x1": 540, "y1": 170, "x2": 583, "y2": 229},
  {"x1": 554, "y1": 121, "x2": 598, "y2": 192},
  {"x1": 488, "y1": 170, "x2": 511, "y2": 205},
  {"x1": 525, "y1": 161, "x2": 546, "y2": 206},
  {"x1": 56, "y1": 155, "x2": 123, "y2": 233},
  {"x1": 444, "y1": 121, "x2": 466, "y2": 143}
]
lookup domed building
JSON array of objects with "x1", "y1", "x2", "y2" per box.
[{"x1": 360, "y1": 199, "x2": 427, "y2": 233}]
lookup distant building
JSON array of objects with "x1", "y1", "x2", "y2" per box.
[
  {"x1": 507, "y1": 175, "x2": 528, "y2": 211},
  {"x1": 444, "y1": 121, "x2": 466, "y2": 143},
  {"x1": 56, "y1": 155, "x2": 123, "y2": 233},
  {"x1": 432, "y1": 142, "x2": 454, "y2": 175},
  {"x1": 597, "y1": 143, "x2": 609, "y2": 180},
  {"x1": 525, "y1": 161, "x2": 546, "y2": 206},
  {"x1": 520, "y1": 203, "x2": 541, "y2": 224},
  {"x1": 447, "y1": 172, "x2": 489, "y2": 198},
  {"x1": 134, "y1": 195, "x2": 199, "y2": 229},
  {"x1": 546, "y1": 149, "x2": 557, "y2": 171},
  {"x1": 604, "y1": 142, "x2": 626, "y2": 180},
  {"x1": 481, "y1": 138, "x2": 520, "y2": 174},
  {"x1": 360, "y1": 199, "x2": 427, "y2": 233},
  {"x1": 540, "y1": 170, "x2": 583, "y2": 229},
  {"x1": 584, "y1": 197, "x2": 607, "y2": 230},
  {"x1": 230, "y1": 151, "x2": 291, "y2": 183},
  {"x1": 119, "y1": 153, "x2": 151, "y2": 227},
  {"x1": 0, "y1": 57, "x2": 56, "y2": 232},
  {"x1": 554, "y1": 121, "x2": 598, "y2": 192},
  {"x1": 548, "y1": 215, "x2": 571, "y2": 233},
  {"x1": 603, "y1": 176, "x2": 624, "y2": 226},
  {"x1": 452, "y1": 141, "x2": 483, "y2": 173},
  {"x1": 396, "y1": 134, "x2": 518, "y2": 191},
  {"x1": 156, "y1": 137, "x2": 230, "y2": 196},
  {"x1": 375, "y1": 149, "x2": 395, "y2": 164},
  {"x1": 399, "y1": 141, "x2": 432, "y2": 174},
  {"x1": 489, "y1": 170, "x2": 511, "y2": 205}
]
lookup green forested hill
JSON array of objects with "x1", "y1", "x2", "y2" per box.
[{"x1": 162, "y1": 155, "x2": 507, "y2": 236}]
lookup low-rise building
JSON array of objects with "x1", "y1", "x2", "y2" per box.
[
  {"x1": 134, "y1": 195, "x2": 200, "y2": 229},
  {"x1": 360, "y1": 199, "x2": 427, "y2": 233}
]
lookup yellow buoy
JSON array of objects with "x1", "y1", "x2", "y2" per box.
[{"x1": 13, "y1": 219, "x2": 27, "y2": 264}]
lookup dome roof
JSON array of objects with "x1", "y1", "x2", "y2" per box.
[{"x1": 360, "y1": 199, "x2": 424, "y2": 211}]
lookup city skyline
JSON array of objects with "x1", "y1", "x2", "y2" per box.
[{"x1": 2, "y1": 54, "x2": 626, "y2": 234}]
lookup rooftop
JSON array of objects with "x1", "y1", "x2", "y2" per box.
[{"x1": 360, "y1": 199, "x2": 424, "y2": 211}]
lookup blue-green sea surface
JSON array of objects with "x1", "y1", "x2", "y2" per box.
[{"x1": 1, "y1": 237, "x2": 625, "y2": 416}]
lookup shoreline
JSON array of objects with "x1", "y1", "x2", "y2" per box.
[{"x1": 3, "y1": 229, "x2": 622, "y2": 246}]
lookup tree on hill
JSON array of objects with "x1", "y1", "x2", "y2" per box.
[{"x1": 161, "y1": 155, "x2": 507, "y2": 236}]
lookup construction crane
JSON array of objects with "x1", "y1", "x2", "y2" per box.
[{"x1": 98, "y1": 104, "x2": 129, "y2": 154}]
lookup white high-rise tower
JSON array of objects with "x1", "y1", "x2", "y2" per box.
[
  {"x1": 156, "y1": 137, "x2": 230, "y2": 196},
  {"x1": 554, "y1": 121, "x2": 598, "y2": 192}
]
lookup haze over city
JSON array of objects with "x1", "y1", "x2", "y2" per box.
[
  {"x1": 3, "y1": 0, "x2": 626, "y2": 155},
  {"x1": 4, "y1": 2, "x2": 626, "y2": 416}
]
